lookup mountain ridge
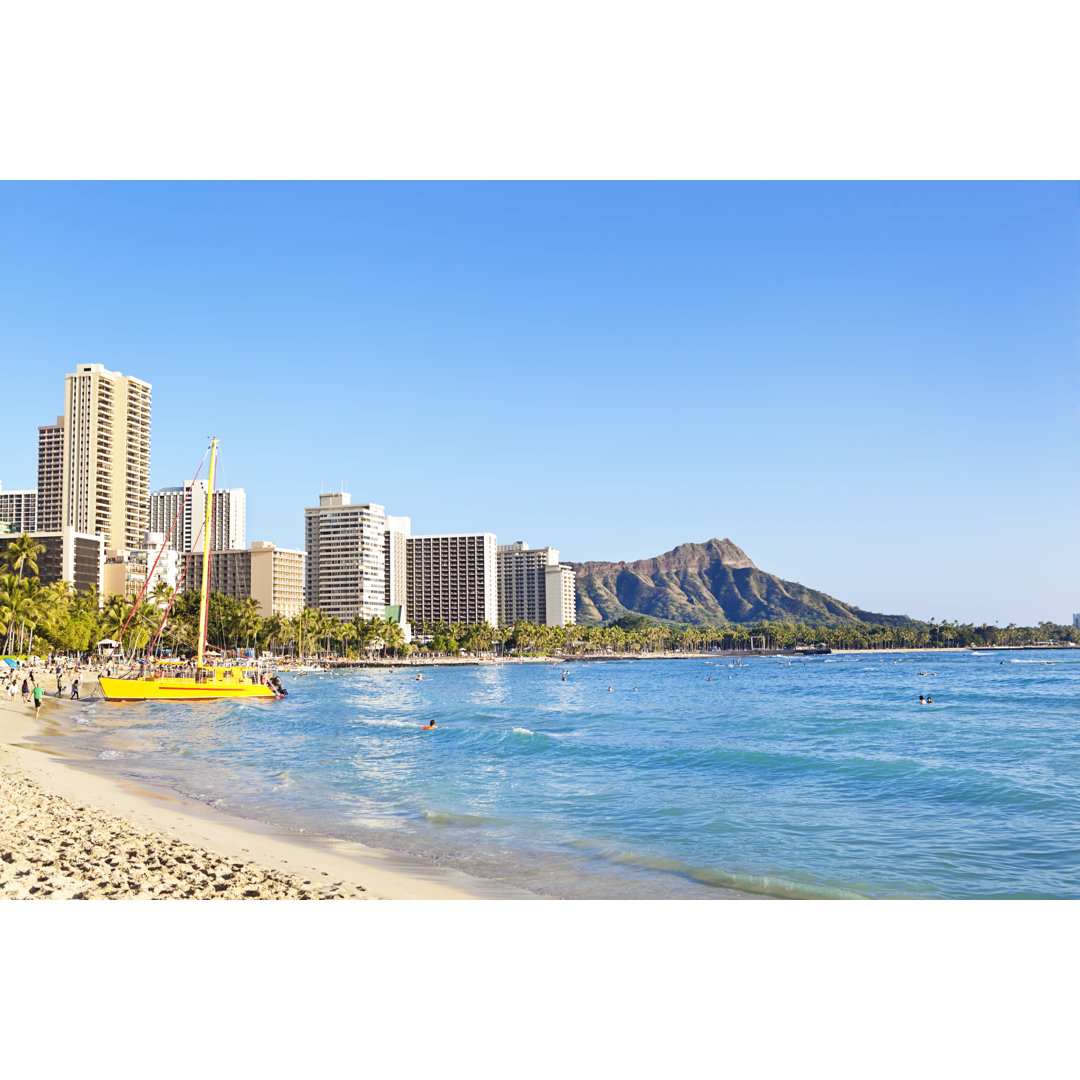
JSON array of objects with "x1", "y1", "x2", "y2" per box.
[{"x1": 570, "y1": 538, "x2": 909, "y2": 627}]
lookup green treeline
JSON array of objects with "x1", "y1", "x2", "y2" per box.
[{"x1": 2, "y1": 533, "x2": 1076, "y2": 660}]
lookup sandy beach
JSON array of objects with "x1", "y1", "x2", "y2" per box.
[{"x1": 0, "y1": 666, "x2": 540, "y2": 900}]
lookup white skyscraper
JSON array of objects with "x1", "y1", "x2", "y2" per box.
[
  {"x1": 149, "y1": 479, "x2": 246, "y2": 554},
  {"x1": 304, "y1": 493, "x2": 387, "y2": 621},
  {"x1": 0, "y1": 485, "x2": 37, "y2": 533}
]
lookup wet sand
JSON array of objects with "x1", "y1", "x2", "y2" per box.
[{"x1": 0, "y1": 666, "x2": 541, "y2": 901}]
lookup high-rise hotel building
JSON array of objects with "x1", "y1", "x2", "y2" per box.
[
  {"x1": 496, "y1": 541, "x2": 577, "y2": 627},
  {"x1": 59, "y1": 364, "x2": 151, "y2": 551},
  {"x1": 36, "y1": 416, "x2": 64, "y2": 532},
  {"x1": 189, "y1": 541, "x2": 305, "y2": 619},
  {"x1": 384, "y1": 514, "x2": 411, "y2": 619},
  {"x1": 405, "y1": 533, "x2": 498, "y2": 628},
  {"x1": 304, "y1": 493, "x2": 387, "y2": 621},
  {"x1": 149, "y1": 480, "x2": 246, "y2": 553},
  {"x1": 0, "y1": 485, "x2": 37, "y2": 533}
]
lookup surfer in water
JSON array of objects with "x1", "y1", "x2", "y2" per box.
[{"x1": 421, "y1": 719, "x2": 436, "y2": 730}]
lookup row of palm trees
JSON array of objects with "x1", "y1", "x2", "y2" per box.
[{"x1": 3, "y1": 533, "x2": 1076, "y2": 661}]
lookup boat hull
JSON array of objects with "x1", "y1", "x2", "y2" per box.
[{"x1": 99, "y1": 675, "x2": 279, "y2": 702}]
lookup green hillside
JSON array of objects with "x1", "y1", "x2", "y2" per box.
[{"x1": 572, "y1": 539, "x2": 910, "y2": 627}]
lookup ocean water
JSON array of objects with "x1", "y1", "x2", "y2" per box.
[{"x1": 46, "y1": 649, "x2": 1080, "y2": 898}]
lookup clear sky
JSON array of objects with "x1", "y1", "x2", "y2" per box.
[{"x1": 0, "y1": 181, "x2": 1076, "y2": 625}]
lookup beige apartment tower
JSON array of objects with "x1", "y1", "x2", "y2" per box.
[
  {"x1": 544, "y1": 564, "x2": 577, "y2": 628},
  {"x1": 60, "y1": 364, "x2": 151, "y2": 551},
  {"x1": 497, "y1": 541, "x2": 577, "y2": 627},
  {"x1": 189, "y1": 542, "x2": 305, "y2": 619},
  {"x1": 384, "y1": 514, "x2": 411, "y2": 619}
]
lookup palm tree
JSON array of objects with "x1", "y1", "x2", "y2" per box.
[
  {"x1": 239, "y1": 598, "x2": 263, "y2": 650},
  {"x1": 380, "y1": 619, "x2": 405, "y2": 657},
  {"x1": 4, "y1": 533, "x2": 46, "y2": 583},
  {"x1": 0, "y1": 574, "x2": 34, "y2": 653},
  {"x1": 347, "y1": 614, "x2": 368, "y2": 658},
  {"x1": 367, "y1": 615, "x2": 387, "y2": 656},
  {"x1": 262, "y1": 613, "x2": 285, "y2": 655},
  {"x1": 101, "y1": 594, "x2": 131, "y2": 655}
]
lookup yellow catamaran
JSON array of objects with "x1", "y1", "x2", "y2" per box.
[{"x1": 99, "y1": 439, "x2": 284, "y2": 702}]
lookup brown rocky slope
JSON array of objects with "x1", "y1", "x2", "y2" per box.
[{"x1": 571, "y1": 538, "x2": 909, "y2": 627}]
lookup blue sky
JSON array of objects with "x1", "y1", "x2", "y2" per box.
[{"x1": 0, "y1": 182, "x2": 1076, "y2": 625}]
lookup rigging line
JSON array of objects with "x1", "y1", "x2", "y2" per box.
[
  {"x1": 145, "y1": 521, "x2": 205, "y2": 660},
  {"x1": 201, "y1": 459, "x2": 219, "y2": 659},
  {"x1": 108, "y1": 447, "x2": 210, "y2": 663}
]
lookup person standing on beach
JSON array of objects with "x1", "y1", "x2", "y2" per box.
[
  {"x1": 32, "y1": 683, "x2": 44, "y2": 714},
  {"x1": 21, "y1": 677, "x2": 30, "y2": 703},
  {"x1": 71, "y1": 676, "x2": 80, "y2": 700}
]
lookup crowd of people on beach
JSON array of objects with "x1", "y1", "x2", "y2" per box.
[{"x1": 2, "y1": 655, "x2": 116, "y2": 712}]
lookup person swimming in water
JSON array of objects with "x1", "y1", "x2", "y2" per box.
[
  {"x1": 926, "y1": 696, "x2": 933, "y2": 704},
  {"x1": 421, "y1": 719, "x2": 436, "y2": 729},
  {"x1": 919, "y1": 695, "x2": 926, "y2": 704}
]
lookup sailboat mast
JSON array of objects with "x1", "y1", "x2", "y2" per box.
[{"x1": 197, "y1": 438, "x2": 218, "y2": 667}]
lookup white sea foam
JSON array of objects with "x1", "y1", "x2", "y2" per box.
[
  {"x1": 509, "y1": 727, "x2": 571, "y2": 739},
  {"x1": 353, "y1": 715, "x2": 420, "y2": 729}
]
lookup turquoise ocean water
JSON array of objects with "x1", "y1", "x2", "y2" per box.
[{"x1": 48, "y1": 649, "x2": 1080, "y2": 898}]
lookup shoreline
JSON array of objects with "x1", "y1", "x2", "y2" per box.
[
  {"x1": 321, "y1": 645, "x2": 1009, "y2": 668},
  {"x1": 0, "y1": 671, "x2": 542, "y2": 900}
]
